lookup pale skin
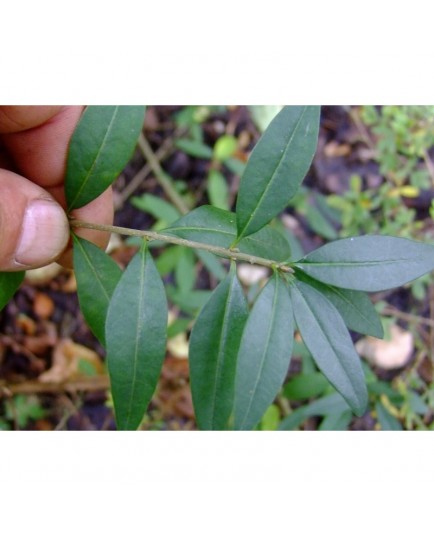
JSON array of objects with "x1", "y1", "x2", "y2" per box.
[{"x1": 0, "y1": 105, "x2": 113, "y2": 271}]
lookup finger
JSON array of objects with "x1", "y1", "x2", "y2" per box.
[
  {"x1": 0, "y1": 170, "x2": 69, "y2": 271},
  {"x1": 0, "y1": 105, "x2": 113, "y2": 256},
  {"x1": 0, "y1": 106, "x2": 83, "y2": 188},
  {"x1": 0, "y1": 106, "x2": 62, "y2": 134}
]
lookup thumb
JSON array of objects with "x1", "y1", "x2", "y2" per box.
[{"x1": 0, "y1": 170, "x2": 69, "y2": 271}]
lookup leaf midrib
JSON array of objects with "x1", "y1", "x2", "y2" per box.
[
  {"x1": 125, "y1": 249, "x2": 146, "y2": 429},
  {"x1": 238, "y1": 278, "x2": 279, "y2": 429},
  {"x1": 298, "y1": 258, "x2": 424, "y2": 267},
  {"x1": 208, "y1": 276, "x2": 236, "y2": 429}
]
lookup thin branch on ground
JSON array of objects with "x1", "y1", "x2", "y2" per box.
[
  {"x1": 138, "y1": 132, "x2": 190, "y2": 215},
  {"x1": 0, "y1": 375, "x2": 110, "y2": 397},
  {"x1": 382, "y1": 305, "x2": 434, "y2": 328},
  {"x1": 115, "y1": 127, "x2": 187, "y2": 209}
]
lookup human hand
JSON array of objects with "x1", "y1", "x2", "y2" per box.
[{"x1": 0, "y1": 106, "x2": 113, "y2": 271}]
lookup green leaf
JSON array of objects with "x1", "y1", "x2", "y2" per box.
[
  {"x1": 278, "y1": 392, "x2": 350, "y2": 430},
  {"x1": 259, "y1": 404, "x2": 281, "y2": 431},
  {"x1": 106, "y1": 242, "x2": 168, "y2": 431},
  {"x1": 155, "y1": 246, "x2": 183, "y2": 276},
  {"x1": 408, "y1": 391, "x2": 428, "y2": 415},
  {"x1": 289, "y1": 280, "x2": 368, "y2": 416},
  {"x1": 367, "y1": 381, "x2": 403, "y2": 405},
  {"x1": 294, "y1": 235, "x2": 434, "y2": 292},
  {"x1": 283, "y1": 372, "x2": 330, "y2": 401},
  {"x1": 66, "y1": 105, "x2": 146, "y2": 211},
  {"x1": 295, "y1": 270, "x2": 384, "y2": 338},
  {"x1": 0, "y1": 271, "x2": 25, "y2": 312},
  {"x1": 167, "y1": 317, "x2": 192, "y2": 339},
  {"x1": 163, "y1": 205, "x2": 290, "y2": 261},
  {"x1": 166, "y1": 286, "x2": 212, "y2": 314},
  {"x1": 175, "y1": 248, "x2": 196, "y2": 295},
  {"x1": 305, "y1": 203, "x2": 338, "y2": 240},
  {"x1": 224, "y1": 157, "x2": 245, "y2": 176},
  {"x1": 213, "y1": 135, "x2": 238, "y2": 161},
  {"x1": 319, "y1": 410, "x2": 353, "y2": 431},
  {"x1": 234, "y1": 274, "x2": 294, "y2": 430},
  {"x1": 207, "y1": 169, "x2": 230, "y2": 211},
  {"x1": 194, "y1": 249, "x2": 227, "y2": 281},
  {"x1": 236, "y1": 106, "x2": 320, "y2": 240},
  {"x1": 189, "y1": 266, "x2": 248, "y2": 430},
  {"x1": 72, "y1": 235, "x2": 122, "y2": 346},
  {"x1": 375, "y1": 402, "x2": 403, "y2": 430},
  {"x1": 175, "y1": 138, "x2": 213, "y2": 159},
  {"x1": 131, "y1": 193, "x2": 181, "y2": 225}
]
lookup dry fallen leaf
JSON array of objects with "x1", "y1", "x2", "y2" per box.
[
  {"x1": 356, "y1": 324, "x2": 414, "y2": 370},
  {"x1": 16, "y1": 314, "x2": 37, "y2": 335},
  {"x1": 323, "y1": 140, "x2": 351, "y2": 158},
  {"x1": 61, "y1": 272, "x2": 77, "y2": 293},
  {"x1": 38, "y1": 338, "x2": 104, "y2": 383},
  {"x1": 33, "y1": 292, "x2": 55, "y2": 320}
]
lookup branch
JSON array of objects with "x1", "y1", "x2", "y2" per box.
[
  {"x1": 138, "y1": 133, "x2": 190, "y2": 215},
  {"x1": 69, "y1": 219, "x2": 294, "y2": 274}
]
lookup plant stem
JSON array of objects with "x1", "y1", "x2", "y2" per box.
[
  {"x1": 70, "y1": 219, "x2": 294, "y2": 273},
  {"x1": 138, "y1": 133, "x2": 190, "y2": 215},
  {"x1": 116, "y1": 127, "x2": 188, "y2": 210}
]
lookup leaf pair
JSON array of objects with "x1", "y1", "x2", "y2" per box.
[
  {"x1": 189, "y1": 265, "x2": 375, "y2": 430},
  {"x1": 189, "y1": 269, "x2": 294, "y2": 431},
  {"x1": 74, "y1": 236, "x2": 167, "y2": 431}
]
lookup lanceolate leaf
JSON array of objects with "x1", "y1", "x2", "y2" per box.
[
  {"x1": 189, "y1": 265, "x2": 248, "y2": 430},
  {"x1": 289, "y1": 280, "x2": 368, "y2": 416},
  {"x1": 0, "y1": 271, "x2": 25, "y2": 312},
  {"x1": 106, "y1": 242, "x2": 168, "y2": 431},
  {"x1": 163, "y1": 205, "x2": 290, "y2": 261},
  {"x1": 131, "y1": 193, "x2": 181, "y2": 225},
  {"x1": 72, "y1": 235, "x2": 122, "y2": 346},
  {"x1": 236, "y1": 106, "x2": 320, "y2": 240},
  {"x1": 278, "y1": 392, "x2": 351, "y2": 431},
  {"x1": 234, "y1": 274, "x2": 294, "y2": 430},
  {"x1": 66, "y1": 105, "x2": 146, "y2": 211},
  {"x1": 294, "y1": 235, "x2": 434, "y2": 292},
  {"x1": 295, "y1": 270, "x2": 384, "y2": 338}
]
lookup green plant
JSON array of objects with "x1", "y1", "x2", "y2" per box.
[
  {"x1": 360, "y1": 105, "x2": 434, "y2": 189},
  {"x1": 2, "y1": 395, "x2": 46, "y2": 430},
  {"x1": 2, "y1": 105, "x2": 434, "y2": 431}
]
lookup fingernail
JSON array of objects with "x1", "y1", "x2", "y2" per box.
[{"x1": 15, "y1": 199, "x2": 69, "y2": 267}]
